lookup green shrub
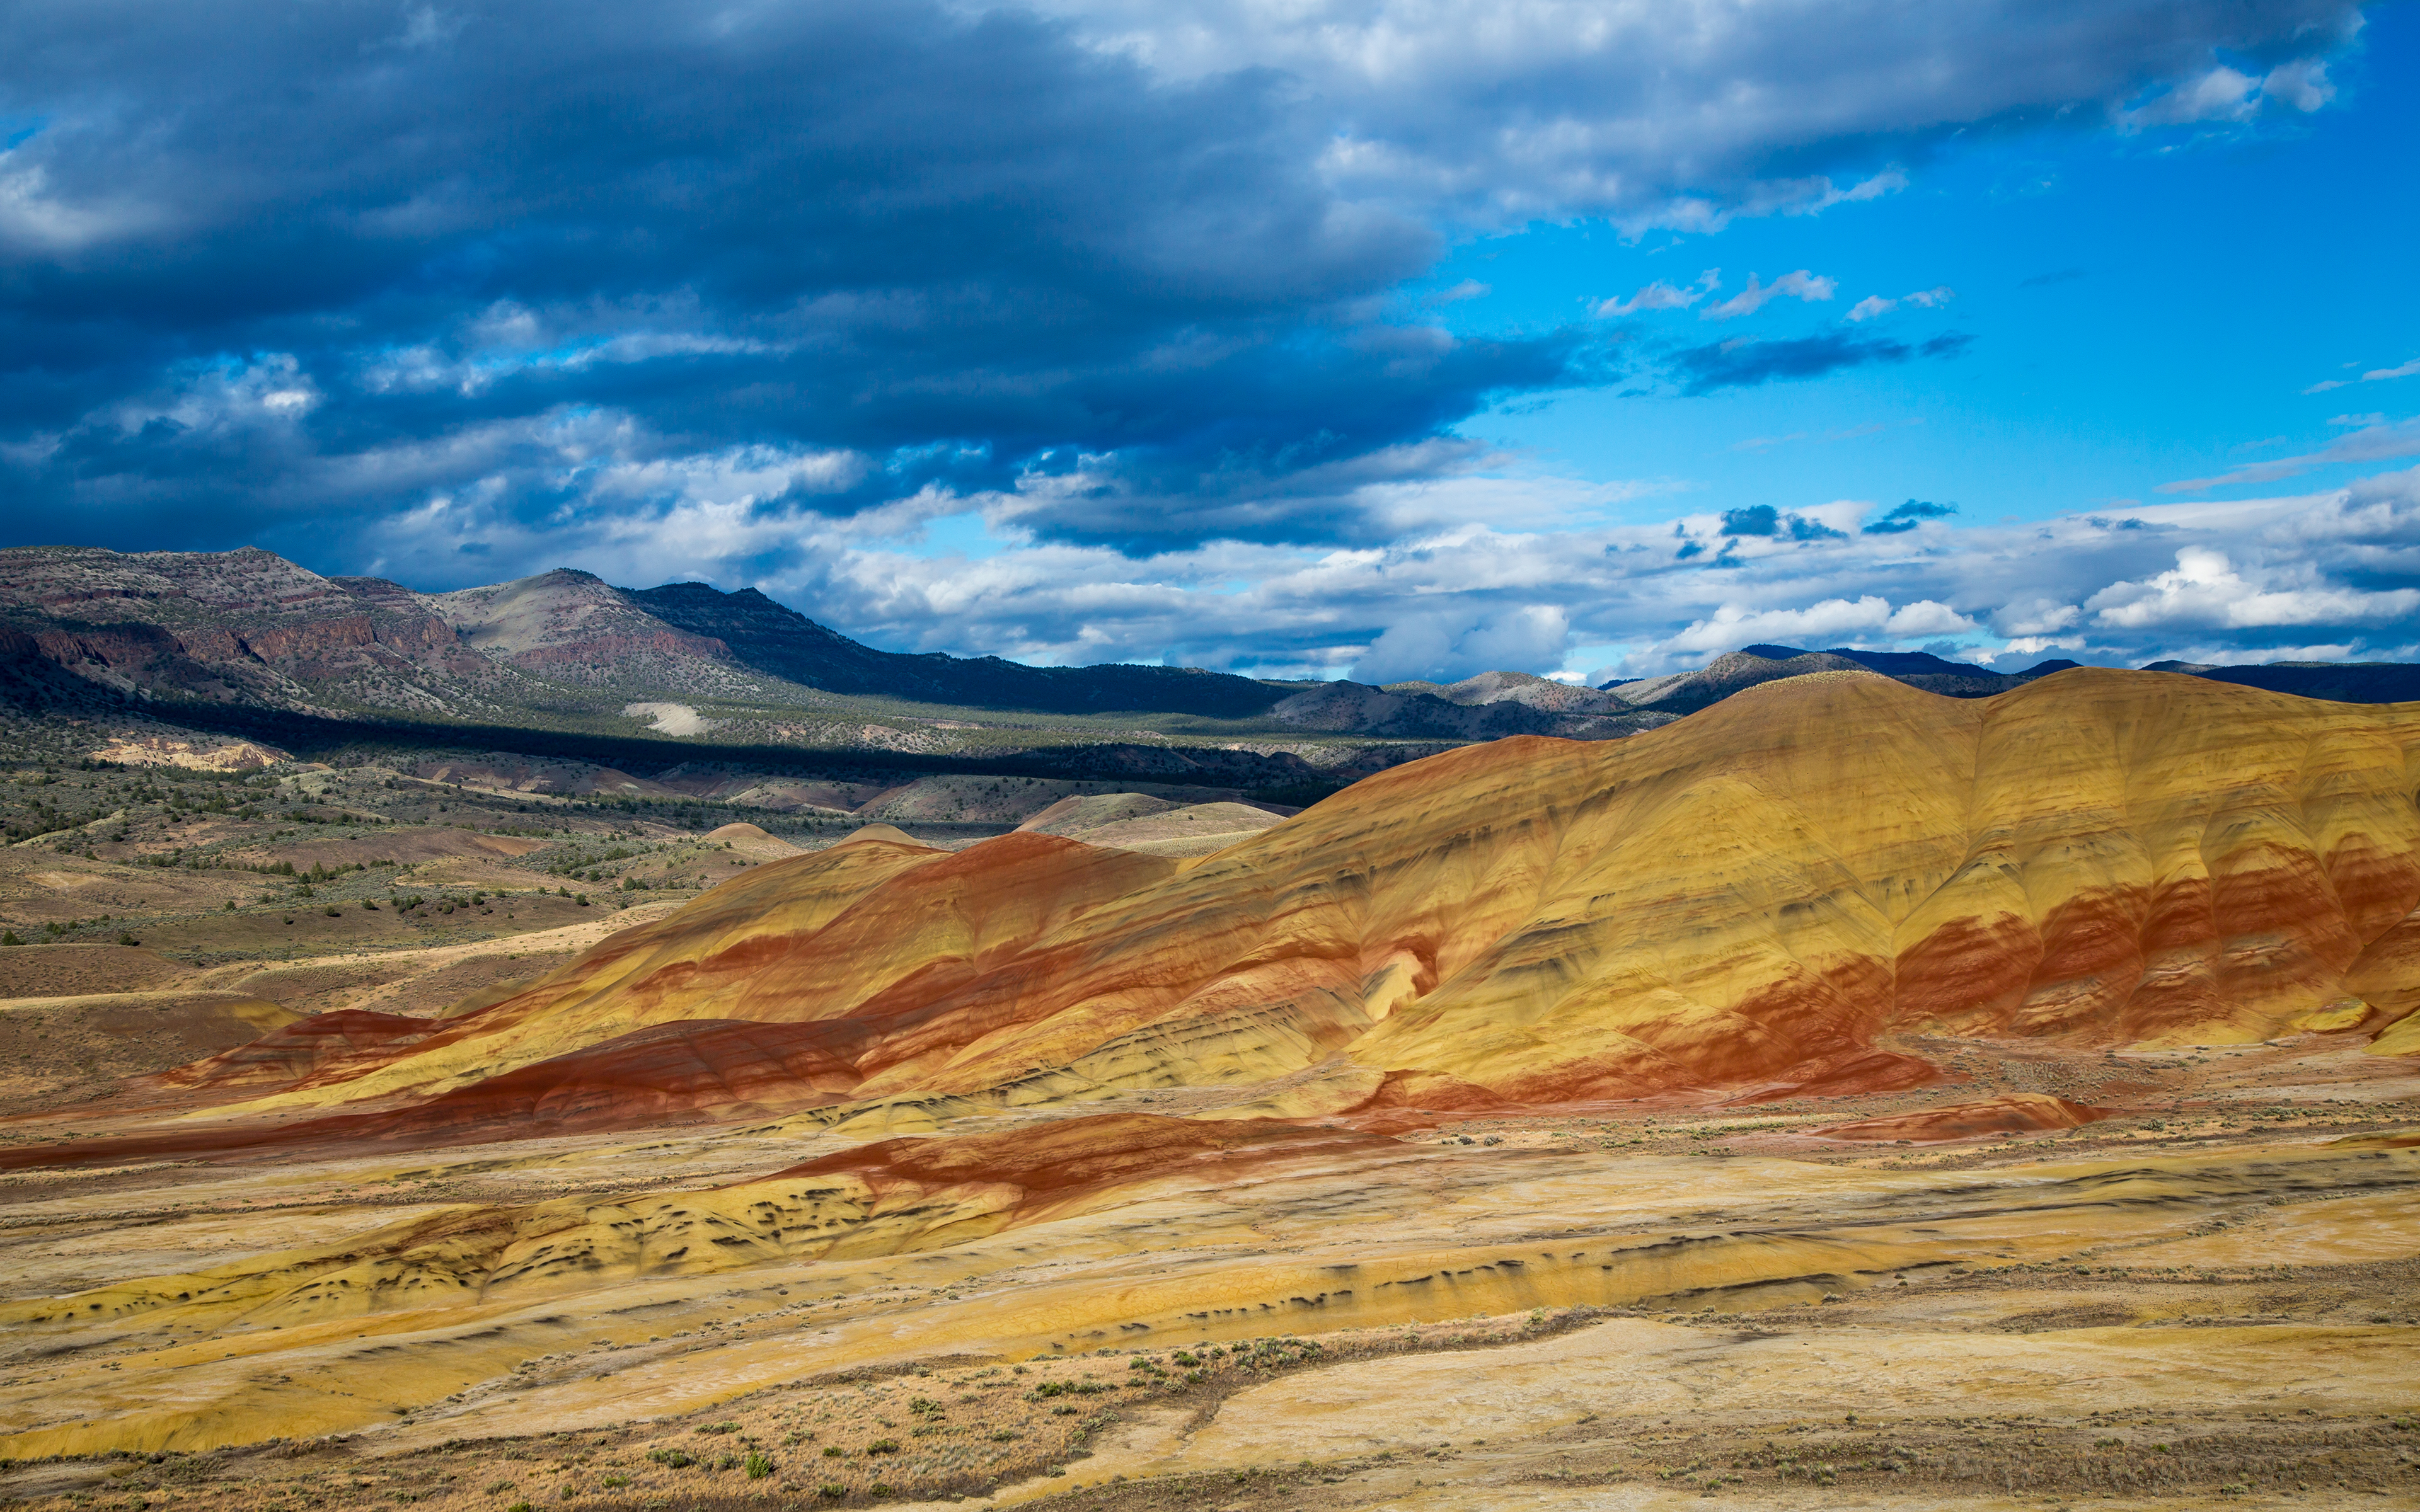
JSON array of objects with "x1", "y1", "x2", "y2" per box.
[
  {"x1": 645, "y1": 1450, "x2": 693, "y2": 1469},
  {"x1": 742, "y1": 1453, "x2": 773, "y2": 1481},
  {"x1": 866, "y1": 1439, "x2": 899, "y2": 1455}
]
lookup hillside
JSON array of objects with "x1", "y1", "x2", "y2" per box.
[
  {"x1": 35, "y1": 668, "x2": 2414, "y2": 1151},
  {"x1": 0, "y1": 547, "x2": 1299, "y2": 724}
]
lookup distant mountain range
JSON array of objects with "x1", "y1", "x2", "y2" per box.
[
  {"x1": 0, "y1": 547, "x2": 1296, "y2": 723},
  {"x1": 622, "y1": 580, "x2": 1284, "y2": 718},
  {"x1": 3, "y1": 547, "x2": 2413, "y2": 760}
]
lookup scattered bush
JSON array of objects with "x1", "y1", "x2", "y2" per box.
[
  {"x1": 742, "y1": 1453, "x2": 773, "y2": 1480},
  {"x1": 866, "y1": 1439, "x2": 899, "y2": 1455}
]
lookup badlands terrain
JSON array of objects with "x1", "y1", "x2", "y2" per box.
[{"x1": 0, "y1": 665, "x2": 2416, "y2": 1512}]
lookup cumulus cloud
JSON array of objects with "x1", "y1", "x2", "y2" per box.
[
  {"x1": 1703, "y1": 270, "x2": 1837, "y2": 321},
  {"x1": 1660, "y1": 596, "x2": 1976, "y2": 654},
  {"x1": 1352, "y1": 604, "x2": 1572, "y2": 684},
  {"x1": 2088, "y1": 546, "x2": 2420, "y2": 629}
]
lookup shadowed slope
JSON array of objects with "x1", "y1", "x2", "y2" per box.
[{"x1": 45, "y1": 670, "x2": 2420, "y2": 1148}]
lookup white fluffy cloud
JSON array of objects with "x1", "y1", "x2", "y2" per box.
[{"x1": 2087, "y1": 546, "x2": 2420, "y2": 629}]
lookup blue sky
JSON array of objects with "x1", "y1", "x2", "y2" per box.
[{"x1": 3, "y1": 0, "x2": 2414, "y2": 683}]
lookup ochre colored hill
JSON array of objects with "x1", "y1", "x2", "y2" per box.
[{"x1": 32, "y1": 669, "x2": 2420, "y2": 1150}]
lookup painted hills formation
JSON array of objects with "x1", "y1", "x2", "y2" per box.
[{"x1": 54, "y1": 666, "x2": 2418, "y2": 1160}]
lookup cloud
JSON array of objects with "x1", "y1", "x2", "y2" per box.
[
  {"x1": 2303, "y1": 379, "x2": 2348, "y2": 393},
  {"x1": 2118, "y1": 57, "x2": 2335, "y2": 129},
  {"x1": 1846, "y1": 286, "x2": 1955, "y2": 322},
  {"x1": 2365, "y1": 358, "x2": 2420, "y2": 382},
  {"x1": 1703, "y1": 270, "x2": 1836, "y2": 321},
  {"x1": 1035, "y1": 1, "x2": 2360, "y2": 224},
  {"x1": 1352, "y1": 603, "x2": 1570, "y2": 684},
  {"x1": 1717, "y1": 505, "x2": 1843, "y2": 541},
  {"x1": 311, "y1": 456, "x2": 2419, "y2": 687},
  {"x1": 0, "y1": 0, "x2": 2374, "y2": 575},
  {"x1": 1671, "y1": 333, "x2": 1972, "y2": 396},
  {"x1": 1863, "y1": 499, "x2": 1958, "y2": 534},
  {"x1": 1594, "y1": 270, "x2": 1720, "y2": 317},
  {"x1": 1661, "y1": 595, "x2": 1976, "y2": 653},
  {"x1": 2159, "y1": 418, "x2": 2420, "y2": 492},
  {"x1": 2087, "y1": 546, "x2": 2420, "y2": 629}
]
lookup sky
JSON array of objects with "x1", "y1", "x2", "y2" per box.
[{"x1": 3, "y1": 0, "x2": 2417, "y2": 684}]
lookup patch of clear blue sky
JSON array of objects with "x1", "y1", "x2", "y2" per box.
[{"x1": 1417, "y1": 7, "x2": 2419, "y2": 533}]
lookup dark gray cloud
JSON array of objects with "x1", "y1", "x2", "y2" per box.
[
  {"x1": 1863, "y1": 499, "x2": 1959, "y2": 534},
  {"x1": 1671, "y1": 331, "x2": 1973, "y2": 395}
]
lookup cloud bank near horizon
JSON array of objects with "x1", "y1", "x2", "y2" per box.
[{"x1": 329, "y1": 462, "x2": 2420, "y2": 686}]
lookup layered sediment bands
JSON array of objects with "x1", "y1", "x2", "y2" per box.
[
  {"x1": 1814, "y1": 1093, "x2": 2109, "y2": 1143},
  {"x1": 7, "y1": 1126, "x2": 2414, "y2": 1460},
  {"x1": 103, "y1": 670, "x2": 2420, "y2": 1132},
  {"x1": 0, "y1": 1117, "x2": 1383, "y2": 1336}
]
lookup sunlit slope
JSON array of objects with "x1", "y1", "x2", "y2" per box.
[{"x1": 233, "y1": 670, "x2": 2420, "y2": 1114}]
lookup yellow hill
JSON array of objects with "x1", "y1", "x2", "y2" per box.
[{"x1": 157, "y1": 669, "x2": 2420, "y2": 1123}]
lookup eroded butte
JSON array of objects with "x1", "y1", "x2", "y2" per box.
[{"x1": 3, "y1": 667, "x2": 2418, "y2": 1512}]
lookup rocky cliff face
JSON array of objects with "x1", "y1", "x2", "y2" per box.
[
  {"x1": 170, "y1": 670, "x2": 2420, "y2": 1135},
  {"x1": 0, "y1": 546, "x2": 518, "y2": 715}
]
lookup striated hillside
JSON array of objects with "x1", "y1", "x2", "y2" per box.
[{"x1": 67, "y1": 668, "x2": 2418, "y2": 1150}]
